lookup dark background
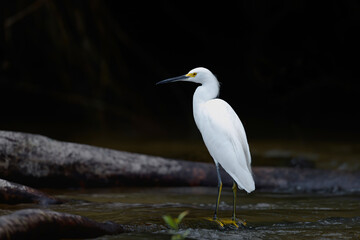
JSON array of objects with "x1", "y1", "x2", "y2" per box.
[{"x1": 1, "y1": 1, "x2": 359, "y2": 147}]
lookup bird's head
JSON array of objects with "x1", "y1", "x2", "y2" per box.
[{"x1": 156, "y1": 67, "x2": 215, "y2": 85}]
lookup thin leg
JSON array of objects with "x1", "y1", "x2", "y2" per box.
[
  {"x1": 213, "y1": 163, "x2": 222, "y2": 220},
  {"x1": 232, "y1": 181, "x2": 237, "y2": 221}
]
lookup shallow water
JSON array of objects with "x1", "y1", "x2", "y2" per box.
[
  {"x1": 3, "y1": 187, "x2": 359, "y2": 239},
  {"x1": 1, "y1": 139, "x2": 359, "y2": 239}
]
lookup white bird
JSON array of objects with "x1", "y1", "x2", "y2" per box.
[{"x1": 156, "y1": 67, "x2": 255, "y2": 226}]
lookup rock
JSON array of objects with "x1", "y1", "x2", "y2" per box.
[
  {"x1": 253, "y1": 167, "x2": 360, "y2": 193},
  {"x1": 290, "y1": 156, "x2": 315, "y2": 169},
  {"x1": 1, "y1": 130, "x2": 360, "y2": 193},
  {"x1": 0, "y1": 209, "x2": 129, "y2": 239},
  {"x1": 0, "y1": 130, "x2": 227, "y2": 188},
  {"x1": 0, "y1": 178, "x2": 62, "y2": 205}
]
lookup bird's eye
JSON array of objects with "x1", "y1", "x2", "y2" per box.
[{"x1": 186, "y1": 72, "x2": 197, "y2": 78}]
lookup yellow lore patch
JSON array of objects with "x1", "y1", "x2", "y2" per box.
[{"x1": 186, "y1": 72, "x2": 197, "y2": 77}]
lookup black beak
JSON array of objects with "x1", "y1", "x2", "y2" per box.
[{"x1": 156, "y1": 75, "x2": 189, "y2": 85}]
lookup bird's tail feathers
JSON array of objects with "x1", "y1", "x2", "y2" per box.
[{"x1": 230, "y1": 171, "x2": 255, "y2": 193}]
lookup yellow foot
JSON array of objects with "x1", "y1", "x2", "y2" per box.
[
  {"x1": 204, "y1": 217, "x2": 225, "y2": 228},
  {"x1": 204, "y1": 217, "x2": 247, "y2": 229},
  {"x1": 220, "y1": 218, "x2": 247, "y2": 228}
]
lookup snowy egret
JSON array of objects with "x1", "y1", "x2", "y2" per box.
[{"x1": 157, "y1": 67, "x2": 255, "y2": 227}]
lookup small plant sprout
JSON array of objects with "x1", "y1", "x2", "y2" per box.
[{"x1": 162, "y1": 211, "x2": 190, "y2": 240}]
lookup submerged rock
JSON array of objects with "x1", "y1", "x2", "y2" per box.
[{"x1": 0, "y1": 209, "x2": 129, "y2": 239}]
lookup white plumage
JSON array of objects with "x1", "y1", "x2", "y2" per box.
[
  {"x1": 157, "y1": 67, "x2": 255, "y2": 222},
  {"x1": 190, "y1": 67, "x2": 254, "y2": 193},
  {"x1": 194, "y1": 98, "x2": 255, "y2": 193}
]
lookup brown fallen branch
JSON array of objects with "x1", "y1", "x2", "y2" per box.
[
  {"x1": 0, "y1": 209, "x2": 129, "y2": 240},
  {"x1": 1, "y1": 130, "x2": 359, "y2": 192},
  {"x1": 0, "y1": 178, "x2": 62, "y2": 205}
]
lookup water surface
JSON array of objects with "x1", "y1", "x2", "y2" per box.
[{"x1": 3, "y1": 187, "x2": 359, "y2": 239}]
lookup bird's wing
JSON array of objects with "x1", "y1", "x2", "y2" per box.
[{"x1": 200, "y1": 99, "x2": 254, "y2": 192}]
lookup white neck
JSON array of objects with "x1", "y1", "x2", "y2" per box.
[
  {"x1": 192, "y1": 80, "x2": 219, "y2": 131},
  {"x1": 193, "y1": 78, "x2": 220, "y2": 105},
  {"x1": 192, "y1": 75, "x2": 219, "y2": 131}
]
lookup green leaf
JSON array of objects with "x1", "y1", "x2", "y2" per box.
[
  {"x1": 163, "y1": 215, "x2": 178, "y2": 230},
  {"x1": 176, "y1": 210, "x2": 189, "y2": 225}
]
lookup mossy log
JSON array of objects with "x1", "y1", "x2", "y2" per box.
[
  {"x1": 0, "y1": 209, "x2": 129, "y2": 240},
  {"x1": 1, "y1": 130, "x2": 360, "y2": 193}
]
